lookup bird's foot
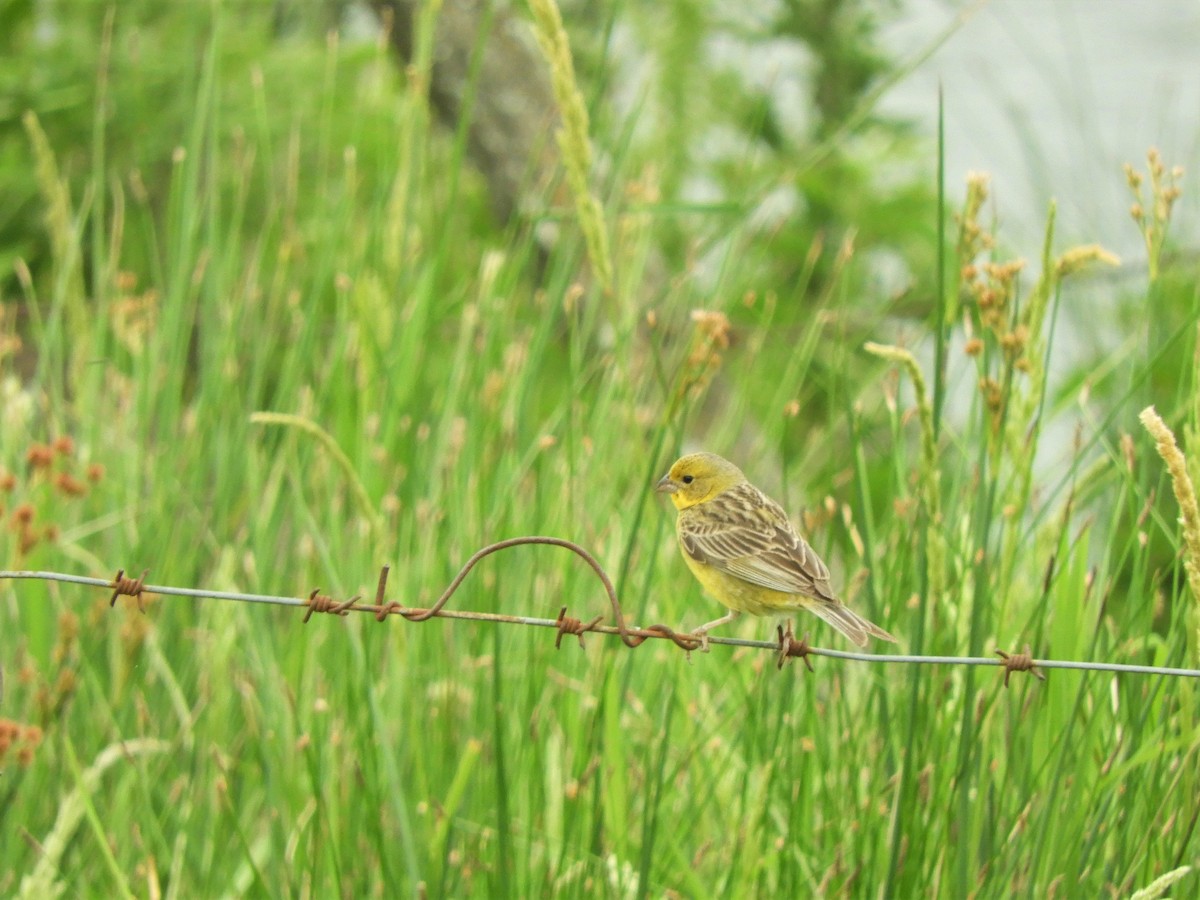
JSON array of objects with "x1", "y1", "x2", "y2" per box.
[
  {"x1": 684, "y1": 611, "x2": 739, "y2": 655},
  {"x1": 685, "y1": 628, "x2": 712, "y2": 654}
]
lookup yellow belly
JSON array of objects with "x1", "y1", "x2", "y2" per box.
[{"x1": 683, "y1": 554, "x2": 811, "y2": 617}]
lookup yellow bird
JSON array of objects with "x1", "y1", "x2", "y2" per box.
[{"x1": 656, "y1": 451, "x2": 896, "y2": 649}]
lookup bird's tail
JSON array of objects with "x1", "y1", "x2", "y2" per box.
[{"x1": 806, "y1": 600, "x2": 896, "y2": 648}]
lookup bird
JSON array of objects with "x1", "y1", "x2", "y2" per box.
[{"x1": 655, "y1": 451, "x2": 896, "y2": 649}]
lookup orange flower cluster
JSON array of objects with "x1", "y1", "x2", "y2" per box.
[
  {"x1": 3, "y1": 434, "x2": 104, "y2": 560},
  {"x1": 0, "y1": 719, "x2": 43, "y2": 767}
]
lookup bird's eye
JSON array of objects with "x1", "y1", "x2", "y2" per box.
[{"x1": 682, "y1": 474, "x2": 694, "y2": 484}]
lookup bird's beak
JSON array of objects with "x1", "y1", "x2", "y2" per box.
[{"x1": 655, "y1": 475, "x2": 679, "y2": 494}]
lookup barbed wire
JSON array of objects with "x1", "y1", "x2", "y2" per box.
[{"x1": 3, "y1": 536, "x2": 1199, "y2": 683}]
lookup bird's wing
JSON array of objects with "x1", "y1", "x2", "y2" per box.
[{"x1": 678, "y1": 482, "x2": 838, "y2": 601}]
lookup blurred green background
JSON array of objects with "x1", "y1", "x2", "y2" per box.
[{"x1": 2, "y1": 1, "x2": 1198, "y2": 896}]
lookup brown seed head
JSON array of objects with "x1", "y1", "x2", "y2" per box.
[
  {"x1": 54, "y1": 472, "x2": 88, "y2": 497},
  {"x1": 26, "y1": 444, "x2": 54, "y2": 469}
]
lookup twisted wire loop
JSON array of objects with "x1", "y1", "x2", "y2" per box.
[
  {"x1": 109, "y1": 569, "x2": 149, "y2": 613},
  {"x1": 301, "y1": 538, "x2": 707, "y2": 653},
  {"x1": 364, "y1": 537, "x2": 703, "y2": 650},
  {"x1": 392, "y1": 537, "x2": 623, "y2": 628},
  {"x1": 995, "y1": 645, "x2": 1045, "y2": 687},
  {"x1": 776, "y1": 623, "x2": 815, "y2": 672},
  {"x1": 634, "y1": 623, "x2": 705, "y2": 652}
]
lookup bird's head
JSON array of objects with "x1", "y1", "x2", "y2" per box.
[{"x1": 655, "y1": 452, "x2": 746, "y2": 510}]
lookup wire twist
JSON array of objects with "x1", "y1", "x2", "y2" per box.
[
  {"x1": 109, "y1": 569, "x2": 149, "y2": 613},
  {"x1": 554, "y1": 606, "x2": 605, "y2": 648},
  {"x1": 776, "y1": 624, "x2": 815, "y2": 672},
  {"x1": 995, "y1": 645, "x2": 1045, "y2": 687}
]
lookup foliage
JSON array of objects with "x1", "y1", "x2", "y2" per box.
[{"x1": 1, "y1": 2, "x2": 1198, "y2": 897}]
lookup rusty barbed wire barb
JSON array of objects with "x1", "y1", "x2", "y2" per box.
[
  {"x1": 5, "y1": 551, "x2": 1200, "y2": 681},
  {"x1": 303, "y1": 589, "x2": 331, "y2": 622},
  {"x1": 554, "y1": 606, "x2": 605, "y2": 649},
  {"x1": 995, "y1": 645, "x2": 1045, "y2": 687},
  {"x1": 776, "y1": 623, "x2": 815, "y2": 672},
  {"x1": 303, "y1": 589, "x2": 360, "y2": 623},
  {"x1": 109, "y1": 569, "x2": 149, "y2": 613}
]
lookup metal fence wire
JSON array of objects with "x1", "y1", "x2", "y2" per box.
[{"x1": 3, "y1": 535, "x2": 1200, "y2": 683}]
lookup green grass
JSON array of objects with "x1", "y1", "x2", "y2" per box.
[{"x1": 2, "y1": 5, "x2": 1199, "y2": 898}]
